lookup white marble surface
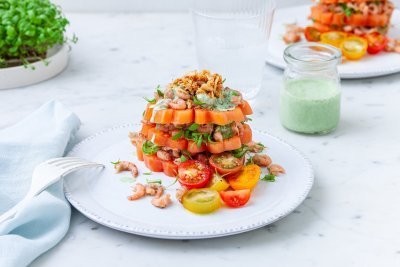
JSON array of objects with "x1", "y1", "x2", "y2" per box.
[{"x1": 1, "y1": 13, "x2": 400, "y2": 267}]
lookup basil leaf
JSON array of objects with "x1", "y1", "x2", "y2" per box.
[
  {"x1": 261, "y1": 174, "x2": 276, "y2": 182},
  {"x1": 193, "y1": 96, "x2": 204, "y2": 105},
  {"x1": 188, "y1": 123, "x2": 199, "y2": 131},
  {"x1": 172, "y1": 131, "x2": 183, "y2": 140},
  {"x1": 232, "y1": 145, "x2": 249, "y2": 158}
]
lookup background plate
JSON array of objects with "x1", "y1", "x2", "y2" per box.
[
  {"x1": 266, "y1": 5, "x2": 400, "y2": 79},
  {"x1": 64, "y1": 124, "x2": 314, "y2": 239}
]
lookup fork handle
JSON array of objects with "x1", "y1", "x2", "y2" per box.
[{"x1": 0, "y1": 195, "x2": 33, "y2": 225}]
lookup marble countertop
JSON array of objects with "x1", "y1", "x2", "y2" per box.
[{"x1": 1, "y1": 13, "x2": 400, "y2": 267}]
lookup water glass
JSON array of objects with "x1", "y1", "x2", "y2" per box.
[{"x1": 191, "y1": 0, "x2": 275, "y2": 100}]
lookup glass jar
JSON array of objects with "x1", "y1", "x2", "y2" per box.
[{"x1": 279, "y1": 42, "x2": 342, "y2": 135}]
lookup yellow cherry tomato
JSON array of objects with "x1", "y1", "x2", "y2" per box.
[
  {"x1": 182, "y1": 189, "x2": 221, "y2": 214},
  {"x1": 340, "y1": 36, "x2": 368, "y2": 60},
  {"x1": 320, "y1": 31, "x2": 347, "y2": 48},
  {"x1": 207, "y1": 172, "x2": 230, "y2": 192},
  {"x1": 228, "y1": 164, "x2": 261, "y2": 190}
]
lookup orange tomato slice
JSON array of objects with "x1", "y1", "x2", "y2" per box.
[
  {"x1": 340, "y1": 36, "x2": 368, "y2": 60},
  {"x1": 187, "y1": 140, "x2": 207, "y2": 154},
  {"x1": 239, "y1": 100, "x2": 253, "y2": 115},
  {"x1": 143, "y1": 154, "x2": 164, "y2": 172},
  {"x1": 209, "y1": 110, "x2": 229, "y2": 125},
  {"x1": 162, "y1": 161, "x2": 178, "y2": 177},
  {"x1": 172, "y1": 109, "x2": 194, "y2": 125},
  {"x1": 240, "y1": 124, "x2": 252, "y2": 144},
  {"x1": 153, "y1": 109, "x2": 173, "y2": 124},
  {"x1": 223, "y1": 136, "x2": 242, "y2": 151},
  {"x1": 167, "y1": 137, "x2": 188, "y2": 151},
  {"x1": 228, "y1": 164, "x2": 261, "y2": 190},
  {"x1": 227, "y1": 107, "x2": 245, "y2": 123},
  {"x1": 320, "y1": 31, "x2": 347, "y2": 48},
  {"x1": 206, "y1": 141, "x2": 225, "y2": 154},
  {"x1": 194, "y1": 109, "x2": 209, "y2": 124}
]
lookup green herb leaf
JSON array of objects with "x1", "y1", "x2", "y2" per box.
[
  {"x1": 146, "y1": 178, "x2": 162, "y2": 184},
  {"x1": 232, "y1": 145, "x2": 249, "y2": 158},
  {"x1": 245, "y1": 117, "x2": 252, "y2": 122},
  {"x1": 261, "y1": 174, "x2": 276, "y2": 182},
  {"x1": 172, "y1": 130, "x2": 184, "y2": 140},
  {"x1": 246, "y1": 157, "x2": 254, "y2": 165},
  {"x1": 181, "y1": 149, "x2": 193, "y2": 159},
  {"x1": 156, "y1": 85, "x2": 164, "y2": 97},
  {"x1": 188, "y1": 123, "x2": 199, "y2": 131},
  {"x1": 110, "y1": 159, "x2": 121, "y2": 165},
  {"x1": 222, "y1": 78, "x2": 226, "y2": 83},
  {"x1": 193, "y1": 95, "x2": 204, "y2": 105},
  {"x1": 180, "y1": 155, "x2": 188, "y2": 163},
  {"x1": 142, "y1": 140, "x2": 159, "y2": 155},
  {"x1": 143, "y1": 172, "x2": 152, "y2": 175},
  {"x1": 144, "y1": 97, "x2": 156, "y2": 104}
]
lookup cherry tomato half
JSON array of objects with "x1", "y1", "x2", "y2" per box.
[
  {"x1": 220, "y1": 189, "x2": 251, "y2": 208},
  {"x1": 182, "y1": 189, "x2": 221, "y2": 214},
  {"x1": 304, "y1": 26, "x2": 321, "y2": 42},
  {"x1": 209, "y1": 152, "x2": 244, "y2": 176},
  {"x1": 228, "y1": 164, "x2": 261, "y2": 190},
  {"x1": 320, "y1": 31, "x2": 347, "y2": 48},
  {"x1": 364, "y1": 32, "x2": 388, "y2": 55},
  {"x1": 340, "y1": 36, "x2": 368, "y2": 60},
  {"x1": 178, "y1": 160, "x2": 212, "y2": 189}
]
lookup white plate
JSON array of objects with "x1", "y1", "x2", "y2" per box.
[
  {"x1": 64, "y1": 124, "x2": 314, "y2": 239},
  {"x1": 0, "y1": 45, "x2": 68, "y2": 90},
  {"x1": 266, "y1": 5, "x2": 400, "y2": 79}
]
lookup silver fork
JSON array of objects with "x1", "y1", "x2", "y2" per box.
[{"x1": 0, "y1": 157, "x2": 104, "y2": 224}]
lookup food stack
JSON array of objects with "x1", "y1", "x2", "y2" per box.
[
  {"x1": 309, "y1": 0, "x2": 395, "y2": 35},
  {"x1": 130, "y1": 70, "x2": 253, "y2": 177}
]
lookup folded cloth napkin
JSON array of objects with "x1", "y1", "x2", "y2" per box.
[{"x1": 0, "y1": 100, "x2": 80, "y2": 267}]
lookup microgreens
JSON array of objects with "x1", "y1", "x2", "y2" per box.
[
  {"x1": 146, "y1": 178, "x2": 162, "y2": 184},
  {"x1": 172, "y1": 131, "x2": 184, "y2": 140},
  {"x1": 193, "y1": 95, "x2": 205, "y2": 106},
  {"x1": 142, "y1": 140, "x2": 159, "y2": 155},
  {"x1": 261, "y1": 174, "x2": 276, "y2": 182},
  {"x1": 188, "y1": 123, "x2": 199, "y2": 131},
  {"x1": 110, "y1": 160, "x2": 121, "y2": 165},
  {"x1": 180, "y1": 155, "x2": 188, "y2": 163},
  {"x1": 144, "y1": 97, "x2": 156, "y2": 104},
  {"x1": 222, "y1": 78, "x2": 226, "y2": 83},
  {"x1": 156, "y1": 85, "x2": 164, "y2": 97},
  {"x1": 143, "y1": 172, "x2": 152, "y2": 175},
  {"x1": 232, "y1": 145, "x2": 249, "y2": 158}
]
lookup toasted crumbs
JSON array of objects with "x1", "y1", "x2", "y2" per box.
[{"x1": 167, "y1": 70, "x2": 224, "y2": 98}]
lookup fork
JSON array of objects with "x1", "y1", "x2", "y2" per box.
[{"x1": 0, "y1": 157, "x2": 104, "y2": 224}]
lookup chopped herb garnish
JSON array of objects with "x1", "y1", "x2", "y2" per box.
[
  {"x1": 261, "y1": 174, "x2": 276, "y2": 182},
  {"x1": 143, "y1": 172, "x2": 152, "y2": 175},
  {"x1": 245, "y1": 117, "x2": 252, "y2": 122},
  {"x1": 156, "y1": 85, "x2": 164, "y2": 97},
  {"x1": 232, "y1": 145, "x2": 249, "y2": 158},
  {"x1": 181, "y1": 149, "x2": 193, "y2": 159},
  {"x1": 146, "y1": 178, "x2": 162, "y2": 184},
  {"x1": 180, "y1": 155, "x2": 188, "y2": 163},
  {"x1": 193, "y1": 95, "x2": 205, "y2": 105},
  {"x1": 144, "y1": 97, "x2": 156, "y2": 104},
  {"x1": 188, "y1": 123, "x2": 199, "y2": 131},
  {"x1": 110, "y1": 160, "x2": 121, "y2": 165},
  {"x1": 222, "y1": 78, "x2": 226, "y2": 83},
  {"x1": 142, "y1": 140, "x2": 159, "y2": 155},
  {"x1": 172, "y1": 130, "x2": 184, "y2": 140},
  {"x1": 246, "y1": 157, "x2": 254, "y2": 165}
]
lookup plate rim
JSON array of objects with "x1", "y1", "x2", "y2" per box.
[
  {"x1": 64, "y1": 123, "x2": 314, "y2": 239},
  {"x1": 266, "y1": 5, "x2": 400, "y2": 79}
]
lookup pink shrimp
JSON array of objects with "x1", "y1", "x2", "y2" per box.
[
  {"x1": 151, "y1": 194, "x2": 172, "y2": 208},
  {"x1": 197, "y1": 124, "x2": 214, "y2": 134},
  {"x1": 174, "y1": 87, "x2": 191, "y2": 100},
  {"x1": 114, "y1": 160, "x2": 139, "y2": 178},
  {"x1": 169, "y1": 98, "x2": 187, "y2": 110},
  {"x1": 157, "y1": 150, "x2": 172, "y2": 161},
  {"x1": 231, "y1": 122, "x2": 244, "y2": 137},
  {"x1": 127, "y1": 183, "x2": 146, "y2": 200},
  {"x1": 252, "y1": 154, "x2": 272, "y2": 167},
  {"x1": 176, "y1": 187, "x2": 188, "y2": 203},
  {"x1": 213, "y1": 131, "x2": 223, "y2": 142},
  {"x1": 269, "y1": 164, "x2": 286, "y2": 176},
  {"x1": 145, "y1": 183, "x2": 164, "y2": 197},
  {"x1": 247, "y1": 141, "x2": 266, "y2": 153}
]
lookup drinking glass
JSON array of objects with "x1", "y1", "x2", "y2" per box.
[{"x1": 191, "y1": 0, "x2": 275, "y2": 100}]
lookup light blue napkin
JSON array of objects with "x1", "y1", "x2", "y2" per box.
[{"x1": 0, "y1": 101, "x2": 81, "y2": 267}]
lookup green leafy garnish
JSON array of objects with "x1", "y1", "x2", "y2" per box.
[
  {"x1": 181, "y1": 149, "x2": 192, "y2": 159},
  {"x1": 172, "y1": 130, "x2": 184, "y2": 140},
  {"x1": 146, "y1": 178, "x2": 162, "y2": 184},
  {"x1": 188, "y1": 123, "x2": 199, "y2": 131},
  {"x1": 156, "y1": 85, "x2": 164, "y2": 97},
  {"x1": 246, "y1": 157, "x2": 254, "y2": 165},
  {"x1": 110, "y1": 160, "x2": 121, "y2": 165},
  {"x1": 144, "y1": 97, "x2": 156, "y2": 104},
  {"x1": 222, "y1": 78, "x2": 226, "y2": 83},
  {"x1": 142, "y1": 140, "x2": 159, "y2": 155},
  {"x1": 245, "y1": 117, "x2": 253, "y2": 122},
  {"x1": 143, "y1": 172, "x2": 152, "y2": 175},
  {"x1": 215, "y1": 124, "x2": 234, "y2": 139},
  {"x1": 180, "y1": 155, "x2": 188, "y2": 163},
  {"x1": 232, "y1": 145, "x2": 249, "y2": 158},
  {"x1": 193, "y1": 95, "x2": 205, "y2": 105},
  {"x1": 261, "y1": 174, "x2": 276, "y2": 182}
]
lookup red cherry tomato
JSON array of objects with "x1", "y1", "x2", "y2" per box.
[
  {"x1": 219, "y1": 189, "x2": 251, "y2": 208},
  {"x1": 364, "y1": 32, "x2": 388, "y2": 55},
  {"x1": 304, "y1": 26, "x2": 321, "y2": 42},
  {"x1": 209, "y1": 152, "x2": 244, "y2": 176},
  {"x1": 178, "y1": 160, "x2": 212, "y2": 189}
]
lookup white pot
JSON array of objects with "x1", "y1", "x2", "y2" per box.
[{"x1": 0, "y1": 45, "x2": 69, "y2": 90}]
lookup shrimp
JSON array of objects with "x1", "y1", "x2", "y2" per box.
[
  {"x1": 197, "y1": 124, "x2": 214, "y2": 134},
  {"x1": 114, "y1": 160, "x2": 139, "y2": 178},
  {"x1": 128, "y1": 131, "x2": 145, "y2": 146},
  {"x1": 151, "y1": 194, "x2": 172, "y2": 208},
  {"x1": 213, "y1": 131, "x2": 223, "y2": 142},
  {"x1": 269, "y1": 164, "x2": 286, "y2": 176},
  {"x1": 164, "y1": 88, "x2": 175, "y2": 99},
  {"x1": 252, "y1": 154, "x2": 272, "y2": 167},
  {"x1": 230, "y1": 90, "x2": 243, "y2": 105},
  {"x1": 231, "y1": 122, "x2": 244, "y2": 137},
  {"x1": 157, "y1": 150, "x2": 172, "y2": 161},
  {"x1": 145, "y1": 183, "x2": 164, "y2": 197},
  {"x1": 127, "y1": 183, "x2": 146, "y2": 200},
  {"x1": 171, "y1": 148, "x2": 180, "y2": 158},
  {"x1": 247, "y1": 141, "x2": 266, "y2": 153},
  {"x1": 176, "y1": 187, "x2": 188, "y2": 203},
  {"x1": 386, "y1": 38, "x2": 400, "y2": 53},
  {"x1": 283, "y1": 23, "x2": 303, "y2": 44},
  {"x1": 174, "y1": 87, "x2": 191, "y2": 100},
  {"x1": 169, "y1": 98, "x2": 187, "y2": 110}
]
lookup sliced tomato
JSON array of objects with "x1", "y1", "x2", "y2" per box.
[
  {"x1": 313, "y1": 22, "x2": 332, "y2": 33},
  {"x1": 143, "y1": 154, "x2": 164, "y2": 172},
  {"x1": 220, "y1": 189, "x2": 251, "y2": 208},
  {"x1": 140, "y1": 123, "x2": 154, "y2": 136},
  {"x1": 364, "y1": 32, "x2": 388, "y2": 55},
  {"x1": 178, "y1": 160, "x2": 212, "y2": 189},
  {"x1": 240, "y1": 124, "x2": 252, "y2": 144},
  {"x1": 167, "y1": 137, "x2": 188, "y2": 150},
  {"x1": 239, "y1": 100, "x2": 253, "y2": 115},
  {"x1": 136, "y1": 141, "x2": 144, "y2": 161},
  {"x1": 304, "y1": 26, "x2": 321, "y2": 42},
  {"x1": 172, "y1": 109, "x2": 194, "y2": 125},
  {"x1": 209, "y1": 152, "x2": 244, "y2": 176},
  {"x1": 143, "y1": 106, "x2": 153, "y2": 121},
  {"x1": 194, "y1": 109, "x2": 209, "y2": 124},
  {"x1": 341, "y1": 36, "x2": 368, "y2": 60},
  {"x1": 153, "y1": 109, "x2": 173, "y2": 124},
  {"x1": 332, "y1": 14, "x2": 345, "y2": 26},
  {"x1": 320, "y1": 31, "x2": 347, "y2": 48},
  {"x1": 206, "y1": 141, "x2": 225, "y2": 154},
  {"x1": 226, "y1": 107, "x2": 245, "y2": 123},
  {"x1": 223, "y1": 136, "x2": 242, "y2": 151},
  {"x1": 320, "y1": 12, "x2": 333, "y2": 25},
  {"x1": 228, "y1": 164, "x2": 261, "y2": 190},
  {"x1": 207, "y1": 172, "x2": 230, "y2": 192},
  {"x1": 162, "y1": 161, "x2": 178, "y2": 177},
  {"x1": 348, "y1": 14, "x2": 367, "y2": 27},
  {"x1": 147, "y1": 128, "x2": 169, "y2": 147},
  {"x1": 209, "y1": 110, "x2": 229, "y2": 125},
  {"x1": 182, "y1": 189, "x2": 221, "y2": 214}
]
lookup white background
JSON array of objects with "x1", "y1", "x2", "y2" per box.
[{"x1": 53, "y1": 0, "x2": 400, "y2": 12}]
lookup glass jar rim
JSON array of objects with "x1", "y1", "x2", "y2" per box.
[{"x1": 284, "y1": 42, "x2": 342, "y2": 67}]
